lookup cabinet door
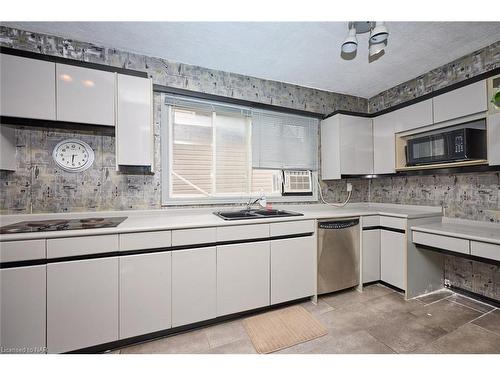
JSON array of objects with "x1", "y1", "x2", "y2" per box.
[
  {"x1": 320, "y1": 115, "x2": 341, "y2": 180},
  {"x1": 116, "y1": 74, "x2": 153, "y2": 168},
  {"x1": 373, "y1": 114, "x2": 396, "y2": 174},
  {"x1": 393, "y1": 99, "x2": 433, "y2": 132},
  {"x1": 47, "y1": 257, "x2": 118, "y2": 353},
  {"x1": 270, "y1": 236, "x2": 315, "y2": 304},
  {"x1": 119, "y1": 252, "x2": 172, "y2": 339},
  {"x1": 340, "y1": 115, "x2": 373, "y2": 175},
  {"x1": 0, "y1": 126, "x2": 16, "y2": 171},
  {"x1": 380, "y1": 230, "x2": 405, "y2": 290},
  {"x1": 56, "y1": 63, "x2": 115, "y2": 126},
  {"x1": 0, "y1": 54, "x2": 56, "y2": 120},
  {"x1": 488, "y1": 113, "x2": 500, "y2": 166},
  {"x1": 433, "y1": 80, "x2": 487, "y2": 124},
  {"x1": 0, "y1": 265, "x2": 46, "y2": 353},
  {"x1": 172, "y1": 247, "x2": 216, "y2": 327},
  {"x1": 217, "y1": 242, "x2": 270, "y2": 316},
  {"x1": 362, "y1": 229, "x2": 380, "y2": 283}
]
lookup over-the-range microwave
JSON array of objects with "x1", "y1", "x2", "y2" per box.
[{"x1": 406, "y1": 122, "x2": 487, "y2": 166}]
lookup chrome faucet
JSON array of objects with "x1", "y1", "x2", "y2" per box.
[{"x1": 246, "y1": 194, "x2": 267, "y2": 211}]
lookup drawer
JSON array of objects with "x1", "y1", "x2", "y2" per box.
[
  {"x1": 362, "y1": 215, "x2": 380, "y2": 228},
  {"x1": 47, "y1": 235, "x2": 119, "y2": 258},
  {"x1": 120, "y1": 231, "x2": 171, "y2": 251},
  {"x1": 412, "y1": 231, "x2": 469, "y2": 255},
  {"x1": 217, "y1": 224, "x2": 269, "y2": 242},
  {"x1": 0, "y1": 239, "x2": 46, "y2": 263},
  {"x1": 270, "y1": 220, "x2": 315, "y2": 237},
  {"x1": 172, "y1": 227, "x2": 216, "y2": 247},
  {"x1": 380, "y1": 216, "x2": 406, "y2": 230},
  {"x1": 470, "y1": 241, "x2": 500, "y2": 261}
]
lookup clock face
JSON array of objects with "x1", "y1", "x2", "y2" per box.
[{"x1": 52, "y1": 139, "x2": 95, "y2": 172}]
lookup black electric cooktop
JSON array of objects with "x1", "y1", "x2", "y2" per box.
[{"x1": 0, "y1": 217, "x2": 127, "y2": 234}]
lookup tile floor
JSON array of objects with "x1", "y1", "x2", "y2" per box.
[{"x1": 113, "y1": 284, "x2": 500, "y2": 354}]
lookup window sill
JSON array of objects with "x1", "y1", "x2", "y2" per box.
[{"x1": 162, "y1": 194, "x2": 318, "y2": 207}]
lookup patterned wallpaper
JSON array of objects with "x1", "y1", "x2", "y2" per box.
[{"x1": 368, "y1": 40, "x2": 500, "y2": 113}]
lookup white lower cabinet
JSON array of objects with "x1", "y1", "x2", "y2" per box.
[
  {"x1": 47, "y1": 257, "x2": 119, "y2": 353},
  {"x1": 380, "y1": 230, "x2": 405, "y2": 290},
  {"x1": 119, "y1": 252, "x2": 172, "y2": 339},
  {"x1": 0, "y1": 265, "x2": 46, "y2": 353},
  {"x1": 172, "y1": 247, "x2": 216, "y2": 327},
  {"x1": 270, "y1": 236, "x2": 315, "y2": 304},
  {"x1": 217, "y1": 242, "x2": 270, "y2": 316},
  {"x1": 362, "y1": 229, "x2": 381, "y2": 283}
]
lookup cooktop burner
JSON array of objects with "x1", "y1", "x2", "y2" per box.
[{"x1": 0, "y1": 217, "x2": 127, "y2": 234}]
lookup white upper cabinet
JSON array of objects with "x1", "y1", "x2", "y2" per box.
[
  {"x1": 340, "y1": 115, "x2": 373, "y2": 175},
  {"x1": 393, "y1": 99, "x2": 433, "y2": 132},
  {"x1": 0, "y1": 54, "x2": 56, "y2": 120},
  {"x1": 373, "y1": 99, "x2": 433, "y2": 174},
  {"x1": 372, "y1": 114, "x2": 396, "y2": 174},
  {"x1": 116, "y1": 74, "x2": 153, "y2": 169},
  {"x1": 0, "y1": 126, "x2": 16, "y2": 171},
  {"x1": 320, "y1": 115, "x2": 341, "y2": 179},
  {"x1": 321, "y1": 114, "x2": 373, "y2": 179},
  {"x1": 56, "y1": 63, "x2": 115, "y2": 126},
  {"x1": 487, "y1": 113, "x2": 500, "y2": 166},
  {"x1": 433, "y1": 80, "x2": 487, "y2": 124}
]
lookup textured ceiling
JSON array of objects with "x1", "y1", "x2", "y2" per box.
[{"x1": 4, "y1": 22, "x2": 500, "y2": 98}]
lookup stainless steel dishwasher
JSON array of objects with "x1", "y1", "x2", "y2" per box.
[{"x1": 317, "y1": 218, "x2": 360, "y2": 294}]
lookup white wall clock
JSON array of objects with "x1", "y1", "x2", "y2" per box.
[{"x1": 52, "y1": 139, "x2": 95, "y2": 172}]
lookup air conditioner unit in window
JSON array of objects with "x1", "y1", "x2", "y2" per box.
[{"x1": 282, "y1": 170, "x2": 313, "y2": 195}]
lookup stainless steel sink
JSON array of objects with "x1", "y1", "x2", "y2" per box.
[{"x1": 214, "y1": 209, "x2": 303, "y2": 221}]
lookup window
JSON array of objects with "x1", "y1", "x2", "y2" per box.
[{"x1": 161, "y1": 94, "x2": 318, "y2": 205}]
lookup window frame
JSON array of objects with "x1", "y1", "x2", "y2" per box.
[{"x1": 161, "y1": 101, "x2": 318, "y2": 206}]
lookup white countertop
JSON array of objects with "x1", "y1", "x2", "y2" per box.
[
  {"x1": 412, "y1": 218, "x2": 500, "y2": 245},
  {"x1": 0, "y1": 203, "x2": 442, "y2": 241}
]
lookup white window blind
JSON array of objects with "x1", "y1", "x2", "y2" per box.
[{"x1": 252, "y1": 110, "x2": 319, "y2": 170}]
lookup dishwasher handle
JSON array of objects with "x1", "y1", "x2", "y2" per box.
[{"x1": 318, "y1": 219, "x2": 359, "y2": 230}]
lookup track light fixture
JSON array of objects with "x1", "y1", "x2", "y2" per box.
[{"x1": 341, "y1": 22, "x2": 389, "y2": 61}]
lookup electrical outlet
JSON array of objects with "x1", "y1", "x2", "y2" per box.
[{"x1": 346, "y1": 183, "x2": 353, "y2": 192}]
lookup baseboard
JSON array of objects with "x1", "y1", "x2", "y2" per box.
[{"x1": 446, "y1": 285, "x2": 500, "y2": 308}]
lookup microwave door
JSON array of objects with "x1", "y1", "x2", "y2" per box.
[{"x1": 408, "y1": 134, "x2": 448, "y2": 165}]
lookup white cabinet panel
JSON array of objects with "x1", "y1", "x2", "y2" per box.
[
  {"x1": 172, "y1": 227, "x2": 216, "y2": 246},
  {"x1": 393, "y1": 99, "x2": 433, "y2": 132},
  {"x1": 217, "y1": 224, "x2": 269, "y2": 242},
  {"x1": 0, "y1": 239, "x2": 45, "y2": 263},
  {"x1": 470, "y1": 241, "x2": 500, "y2": 261},
  {"x1": 412, "y1": 231, "x2": 469, "y2": 255},
  {"x1": 362, "y1": 229, "x2": 380, "y2": 283},
  {"x1": 172, "y1": 247, "x2": 216, "y2": 327},
  {"x1": 362, "y1": 215, "x2": 380, "y2": 228},
  {"x1": 47, "y1": 257, "x2": 119, "y2": 353},
  {"x1": 340, "y1": 115, "x2": 373, "y2": 175},
  {"x1": 217, "y1": 242, "x2": 270, "y2": 316},
  {"x1": 379, "y1": 216, "x2": 406, "y2": 230},
  {"x1": 47, "y1": 234, "x2": 118, "y2": 258},
  {"x1": 270, "y1": 236, "x2": 315, "y2": 304},
  {"x1": 56, "y1": 64, "x2": 115, "y2": 126},
  {"x1": 270, "y1": 220, "x2": 315, "y2": 237},
  {"x1": 120, "y1": 252, "x2": 172, "y2": 339},
  {"x1": 0, "y1": 54, "x2": 56, "y2": 120},
  {"x1": 320, "y1": 115, "x2": 341, "y2": 180},
  {"x1": 487, "y1": 113, "x2": 500, "y2": 166},
  {"x1": 433, "y1": 80, "x2": 487, "y2": 124},
  {"x1": 116, "y1": 74, "x2": 153, "y2": 168},
  {"x1": 0, "y1": 126, "x2": 16, "y2": 171},
  {"x1": 0, "y1": 265, "x2": 46, "y2": 353},
  {"x1": 119, "y1": 231, "x2": 171, "y2": 251},
  {"x1": 380, "y1": 230, "x2": 405, "y2": 290},
  {"x1": 373, "y1": 113, "x2": 396, "y2": 174}
]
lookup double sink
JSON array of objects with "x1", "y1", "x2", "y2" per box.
[{"x1": 214, "y1": 208, "x2": 303, "y2": 221}]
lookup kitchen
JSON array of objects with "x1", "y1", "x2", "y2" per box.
[{"x1": 0, "y1": 3, "x2": 499, "y2": 373}]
